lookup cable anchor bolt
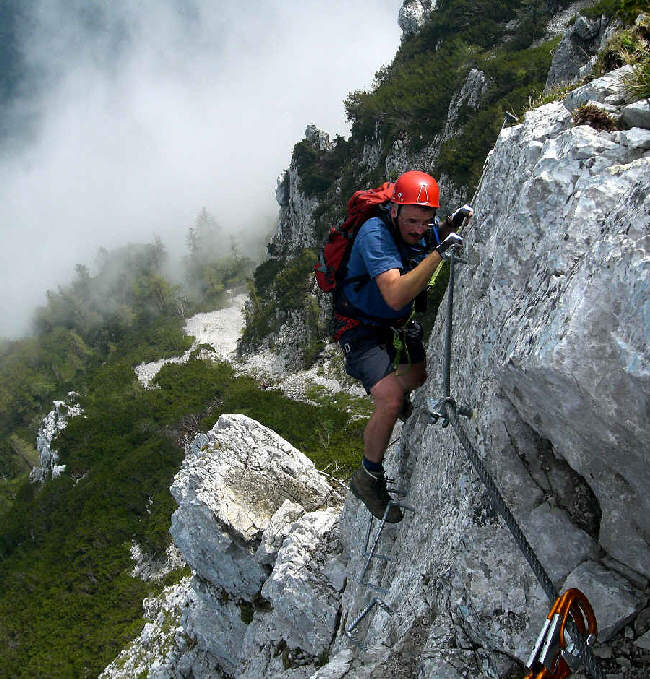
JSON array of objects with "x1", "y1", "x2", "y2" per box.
[{"x1": 426, "y1": 396, "x2": 450, "y2": 427}]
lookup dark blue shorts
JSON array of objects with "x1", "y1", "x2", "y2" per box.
[{"x1": 339, "y1": 321, "x2": 425, "y2": 394}]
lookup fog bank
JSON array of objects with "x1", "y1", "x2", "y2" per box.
[{"x1": 0, "y1": 0, "x2": 403, "y2": 337}]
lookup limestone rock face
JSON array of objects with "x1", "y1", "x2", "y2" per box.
[
  {"x1": 29, "y1": 392, "x2": 82, "y2": 483},
  {"x1": 166, "y1": 414, "x2": 345, "y2": 677},
  {"x1": 398, "y1": 0, "x2": 435, "y2": 37},
  {"x1": 468, "y1": 74, "x2": 649, "y2": 577},
  {"x1": 328, "y1": 64, "x2": 649, "y2": 678},
  {"x1": 270, "y1": 124, "x2": 332, "y2": 257},
  {"x1": 622, "y1": 99, "x2": 650, "y2": 129}
]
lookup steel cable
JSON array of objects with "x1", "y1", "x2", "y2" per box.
[{"x1": 439, "y1": 253, "x2": 605, "y2": 679}]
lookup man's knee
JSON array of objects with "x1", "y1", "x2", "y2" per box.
[
  {"x1": 413, "y1": 365, "x2": 427, "y2": 388},
  {"x1": 371, "y1": 376, "x2": 405, "y2": 418},
  {"x1": 397, "y1": 362, "x2": 427, "y2": 391}
]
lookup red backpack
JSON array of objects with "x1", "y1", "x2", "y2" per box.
[{"x1": 314, "y1": 182, "x2": 395, "y2": 340}]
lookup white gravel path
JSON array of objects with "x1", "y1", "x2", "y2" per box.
[
  {"x1": 134, "y1": 293, "x2": 247, "y2": 388},
  {"x1": 134, "y1": 291, "x2": 366, "y2": 404}
]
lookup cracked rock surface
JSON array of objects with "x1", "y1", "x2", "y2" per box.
[{"x1": 102, "y1": 61, "x2": 649, "y2": 679}]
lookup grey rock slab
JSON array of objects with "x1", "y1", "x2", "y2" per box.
[
  {"x1": 520, "y1": 503, "x2": 598, "y2": 584},
  {"x1": 307, "y1": 649, "x2": 353, "y2": 678},
  {"x1": 181, "y1": 577, "x2": 248, "y2": 675},
  {"x1": 612, "y1": 127, "x2": 650, "y2": 151},
  {"x1": 562, "y1": 561, "x2": 646, "y2": 641},
  {"x1": 634, "y1": 630, "x2": 650, "y2": 651},
  {"x1": 170, "y1": 498, "x2": 269, "y2": 600},
  {"x1": 170, "y1": 414, "x2": 334, "y2": 598},
  {"x1": 564, "y1": 66, "x2": 635, "y2": 111},
  {"x1": 574, "y1": 15, "x2": 601, "y2": 41},
  {"x1": 260, "y1": 508, "x2": 344, "y2": 657},
  {"x1": 255, "y1": 499, "x2": 305, "y2": 566},
  {"x1": 621, "y1": 99, "x2": 650, "y2": 130}
]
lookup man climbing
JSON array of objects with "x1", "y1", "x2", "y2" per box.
[{"x1": 338, "y1": 170, "x2": 471, "y2": 522}]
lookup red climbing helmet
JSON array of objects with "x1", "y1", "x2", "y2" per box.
[{"x1": 392, "y1": 170, "x2": 439, "y2": 208}]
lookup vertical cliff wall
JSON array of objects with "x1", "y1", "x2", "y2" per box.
[
  {"x1": 103, "y1": 63, "x2": 649, "y2": 679},
  {"x1": 331, "y1": 63, "x2": 648, "y2": 678}
]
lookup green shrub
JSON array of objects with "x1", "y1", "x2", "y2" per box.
[
  {"x1": 240, "y1": 249, "x2": 318, "y2": 357},
  {"x1": 292, "y1": 136, "x2": 350, "y2": 198},
  {"x1": 624, "y1": 54, "x2": 650, "y2": 98},
  {"x1": 594, "y1": 23, "x2": 650, "y2": 76},
  {"x1": 572, "y1": 103, "x2": 620, "y2": 131},
  {"x1": 0, "y1": 334, "x2": 368, "y2": 677},
  {"x1": 581, "y1": 0, "x2": 647, "y2": 22}
]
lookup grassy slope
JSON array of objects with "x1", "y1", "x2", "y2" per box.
[{"x1": 0, "y1": 323, "x2": 367, "y2": 678}]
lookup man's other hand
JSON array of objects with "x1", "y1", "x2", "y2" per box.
[
  {"x1": 450, "y1": 204, "x2": 474, "y2": 230},
  {"x1": 435, "y1": 233, "x2": 463, "y2": 255}
]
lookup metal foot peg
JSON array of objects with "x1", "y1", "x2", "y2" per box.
[
  {"x1": 359, "y1": 500, "x2": 414, "y2": 585},
  {"x1": 427, "y1": 396, "x2": 452, "y2": 427},
  {"x1": 345, "y1": 597, "x2": 393, "y2": 644}
]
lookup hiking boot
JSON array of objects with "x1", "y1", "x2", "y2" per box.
[
  {"x1": 398, "y1": 394, "x2": 412, "y2": 422},
  {"x1": 349, "y1": 466, "x2": 403, "y2": 523}
]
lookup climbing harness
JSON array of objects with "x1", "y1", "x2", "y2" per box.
[
  {"x1": 526, "y1": 588, "x2": 598, "y2": 679},
  {"x1": 391, "y1": 309, "x2": 415, "y2": 373},
  {"x1": 427, "y1": 246, "x2": 605, "y2": 679}
]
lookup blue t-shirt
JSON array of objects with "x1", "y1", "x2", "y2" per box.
[{"x1": 342, "y1": 215, "x2": 427, "y2": 321}]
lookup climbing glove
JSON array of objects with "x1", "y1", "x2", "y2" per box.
[
  {"x1": 448, "y1": 204, "x2": 474, "y2": 230},
  {"x1": 435, "y1": 233, "x2": 463, "y2": 256}
]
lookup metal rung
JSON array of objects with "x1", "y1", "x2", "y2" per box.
[
  {"x1": 363, "y1": 552, "x2": 395, "y2": 562},
  {"x1": 358, "y1": 581, "x2": 389, "y2": 594},
  {"x1": 359, "y1": 499, "x2": 415, "y2": 582},
  {"x1": 394, "y1": 502, "x2": 415, "y2": 512},
  {"x1": 345, "y1": 596, "x2": 393, "y2": 645}
]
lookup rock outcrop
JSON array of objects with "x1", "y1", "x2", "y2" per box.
[
  {"x1": 330, "y1": 64, "x2": 649, "y2": 677},
  {"x1": 270, "y1": 125, "x2": 332, "y2": 257},
  {"x1": 398, "y1": 0, "x2": 436, "y2": 37},
  {"x1": 29, "y1": 392, "x2": 82, "y2": 483},
  {"x1": 163, "y1": 414, "x2": 346, "y2": 677},
  {"x1": 546, "y1": 12, "x2": 618, "y2": 89}
]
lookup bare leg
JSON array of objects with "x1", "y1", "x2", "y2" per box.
[{"x1": 364, "y1": 362, "x2": 426, "y2": 464}]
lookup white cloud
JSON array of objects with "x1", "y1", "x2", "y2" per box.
[{"x1": 0, "y1": 0, "x2": 403, "y2": 336}]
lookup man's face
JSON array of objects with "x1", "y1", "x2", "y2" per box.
[{"x1": 391, "y1": 203, "x2": 437, "y2": 245}]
